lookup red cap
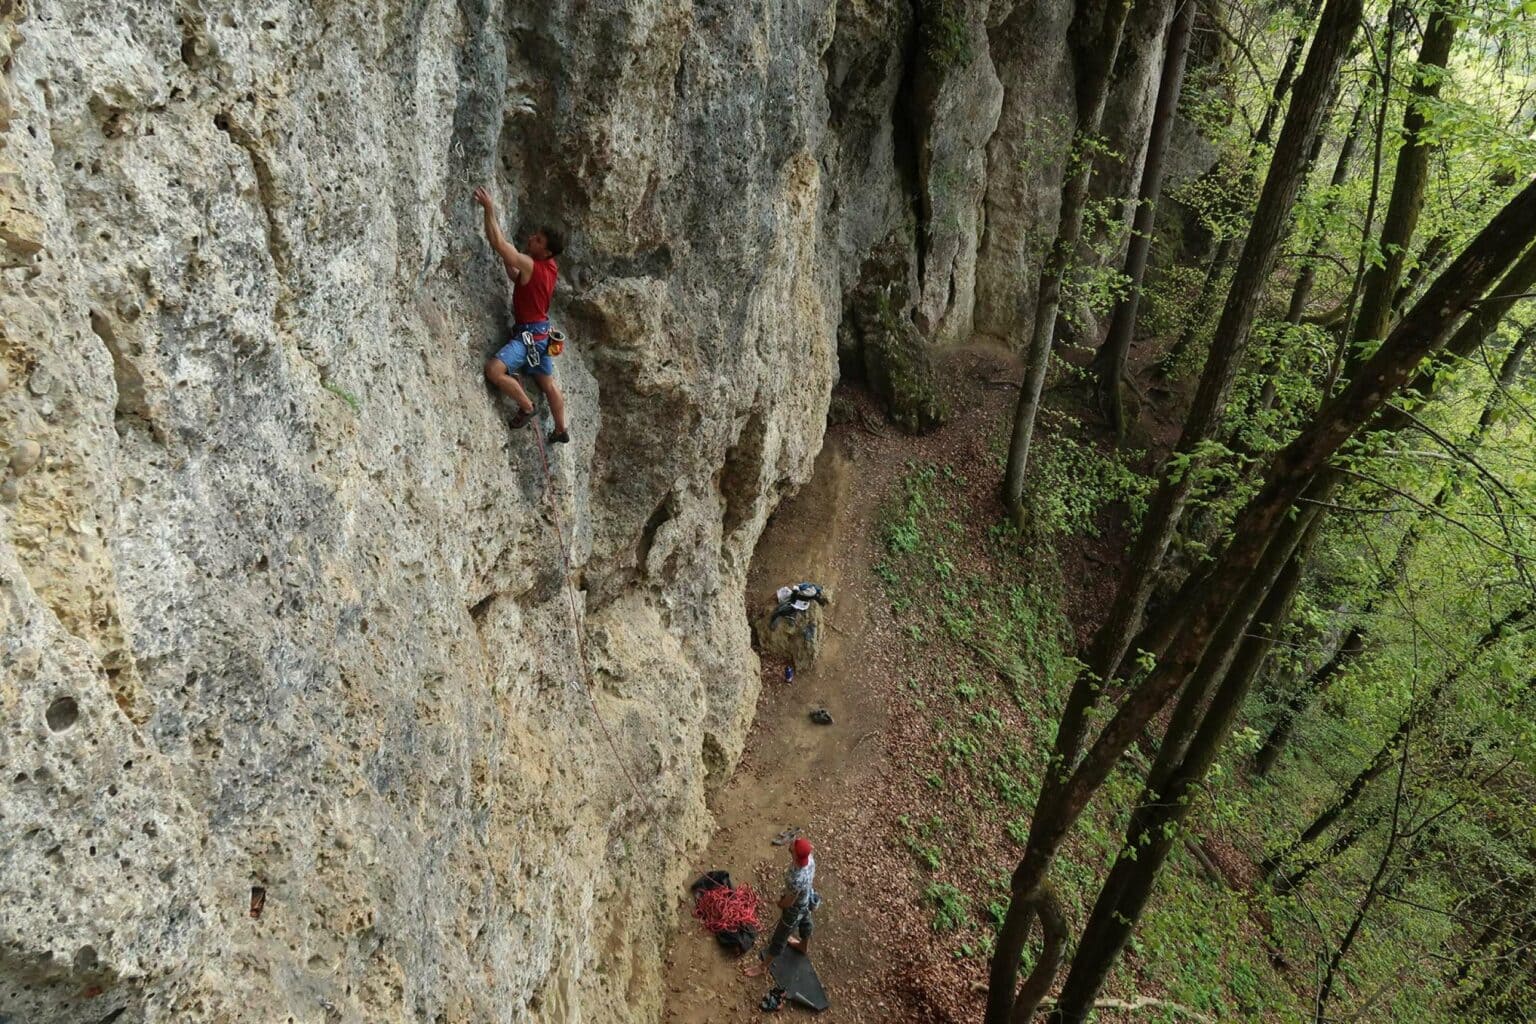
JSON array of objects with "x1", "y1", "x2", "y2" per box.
[{"x1": 791, "y1": 837, "x2": 813, "y2": 865}]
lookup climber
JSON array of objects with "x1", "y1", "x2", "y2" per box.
[
  {"x1": 743, "y1": 836, "x2": 820, "y2": 979},
  {"x1": 474, "y1": 186, "x2": 571, "y2": 444},
  {"x1": 769, "y1": 582, "x2": 828, "y2": 628}
]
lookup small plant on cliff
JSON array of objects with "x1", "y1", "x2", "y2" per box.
[
  {"x1": 323, "y1": 379, "x2": 362, "y2": 413},
  {"x1": 919, "y1": 0, "x2": 972, "y2": 71}
]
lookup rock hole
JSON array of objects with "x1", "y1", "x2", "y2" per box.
[
  {"x1": 74, "y1": 945, "x2": 99, "y2": 971},
  {"x1": 468, "y1": 594, "x2": 495, "y2": 621},
  {"x1": 636, "y1": 500, "x2": 673, "y2": 568},
  {"x1": 46, "y1": 696, "x2": 79, "y2": 732},
  {"x1": 98, "y1": 1009, "x2": 128, "y2": 1024},
  {"x1": 90, "y1": 310, "x2": 155, "y2": 436},
  {"x1": 719, "y1": 412, "x2": 766, "y2": 539},
  {"x1": 250, "y1": 885, "x2": 267, "y2": 918},
  {"x1": 213, "y1": 111, "x2": 231, "y2": 134}
]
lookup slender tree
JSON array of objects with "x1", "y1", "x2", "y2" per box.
[
  {"x1": 1346, "y1": 6, "x2": 1458, "y2": 349},
  {"x1": 1092, "y1": 0, "x2": 1199, "y2": 435},
  {"x1": 984, "y1": 175, "x2": 1536, "y2": 1024},
  {"x1": 1002, "y1": 0, "x2": 1136, "y2": 517},
  {"x1": 1048, "y1": 515, "x2": 1318, "y2": 1022},
  {"x1": 1262, "y1": 602, "x2": 1533, "y2": 879},
  {"x1": 1157, "y1": 0, "x2": 1324, "y2": 374},
  {"x1": 1068, "y1": 0, "x2": 1365, "y2": 713},
  {"x1": 1286, "y1": 101, "x2": 1368, "y2": 323}
]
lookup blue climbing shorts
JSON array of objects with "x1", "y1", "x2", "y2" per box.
[{"x1": 495, "y1": 322, "x2": 553, "y2": 377}]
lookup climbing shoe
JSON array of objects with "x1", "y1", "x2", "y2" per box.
[
  {"x1": 547, "y1": 428, "x2": 570, "y2": 445},
  {"x1": 809, "y1": 708, "x2": 833, "y2": 726},
  {"x1": 759, "y1": 988, "x2": 785, "y2": 1012},
  {"x1": 509, "y1": 408, "x2": 534, "y2": 429}
]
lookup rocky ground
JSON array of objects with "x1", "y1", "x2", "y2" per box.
[{"x1": 660, "y1": 346, "x2": 1030, "y2": 1022}]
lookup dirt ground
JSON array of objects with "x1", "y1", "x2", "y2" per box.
[{"x1": 660, "y1": 345, "x2": 1032, "y2": 1023}]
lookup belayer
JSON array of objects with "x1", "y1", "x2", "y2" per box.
[
  {"x1": 744, "y1": 836, "x2": 821, "y2": 983},
  {"x1": 474, "y1": 186, "x2": 571, "y2": 444},
  {"x1": 769, "y1": 582, "x2": 828, "y2": 628}
]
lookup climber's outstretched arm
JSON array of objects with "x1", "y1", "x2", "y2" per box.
[{"x1": 473, "y1": 187, "x2": 534, "y2": 285}]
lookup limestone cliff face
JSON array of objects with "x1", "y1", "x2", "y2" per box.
[{"x1": 0, "y1": 2, "x2": 1167, "y2": 1022}]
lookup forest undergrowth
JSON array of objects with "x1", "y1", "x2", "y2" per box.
[{"x1": 875, "y1": 439, "x2": 1304, "y2": 1022}]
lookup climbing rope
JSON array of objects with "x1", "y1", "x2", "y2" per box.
[
  {"x1": 692, "y1": 882, "x2": 764, "y2": 934},
  {"x1": 530, "y1": 420, "x2": 661, "y2": 819}
]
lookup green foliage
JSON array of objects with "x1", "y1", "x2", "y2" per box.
[
  {"x1": 1059, "y1": 193, "x2": 1134, "y2": 331},
  {"x1": 925, "y1": 883, "x2": 971, "y2": 932},
  {"x1": 899, "y1": 814, "x2": 948, "y2": 871},
  {"x1": 918, "y1": 0, "x2": 972, "y2": 71},
  {"x1": 323, "y1": 379, "x2": 362, "y2": 412},
  {"x1": 1027, "y1": 428, "x2": 1150, "y2": 537}
]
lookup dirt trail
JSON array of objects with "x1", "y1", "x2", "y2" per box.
[{"x1": 661, "y1": 347, "x2": 1027, "y2": 1023}]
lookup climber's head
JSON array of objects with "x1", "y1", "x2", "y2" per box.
[
  {"x1": 527, "y1": 224, "x2": 566, "y2": 260},
  {"x1": 791, "y1": 836, "x2": 813, "y2": 867}
]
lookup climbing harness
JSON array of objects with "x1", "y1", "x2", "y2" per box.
[{"x1": 512, "y1": 324, "x2": 566, "y2": 374}]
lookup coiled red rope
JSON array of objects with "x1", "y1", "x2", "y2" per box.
[{"x1": 693, "y1": 883, "x2": 764, "y2": 934}]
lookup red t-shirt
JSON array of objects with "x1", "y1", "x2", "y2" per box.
[{"x1": 512, "y1": 257, "x2": 558, "y2": 325}]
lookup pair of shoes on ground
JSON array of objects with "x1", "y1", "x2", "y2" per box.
[{"x1": 510, "y1": 407, "x2": 569, "y2": 444}]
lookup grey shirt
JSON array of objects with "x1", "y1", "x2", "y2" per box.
[{"x1": 784, "y1": 855, "x2": 816, "y2": 911}]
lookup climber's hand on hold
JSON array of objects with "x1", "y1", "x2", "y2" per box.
[{"x1": 475, "y1": 189, "x2": 533, "y2": 282}]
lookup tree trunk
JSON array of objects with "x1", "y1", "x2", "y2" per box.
[
  {"x1": 1049, "y1": 528, "x2": 1314, "y2": 1023},
  {"x1": 1389, "y1": 231, "x2": 1452, "y2": 318},
  {"x1": 1157, "y1": 0, "x2": 1320, "y2": 375},
  {"x1": 1285, "y1": 102, "x2": 1368, "y2": 323},
  {"x1": 1347, "y1": 7, "x2": 1457, "y2": 349},
  {"x1": 1069, "y1": 0, "x2": 1365, "y2": 697},
  {"x1": 1264, "y1": 602, "x2": 1534, "y2": 877},
  {"x1": 1253, "y1": 624, "x2": 1364, "y2": 775},
  {"x1": 985, "y1": 173, "x2": 1536, "y2": 1024},
  {"x1": 1093, "y1": 0, "x2": 1198, "y2": 436},
  {"x1": 1002, "y1": 0, "x2": 1135, "y2": 517}
]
